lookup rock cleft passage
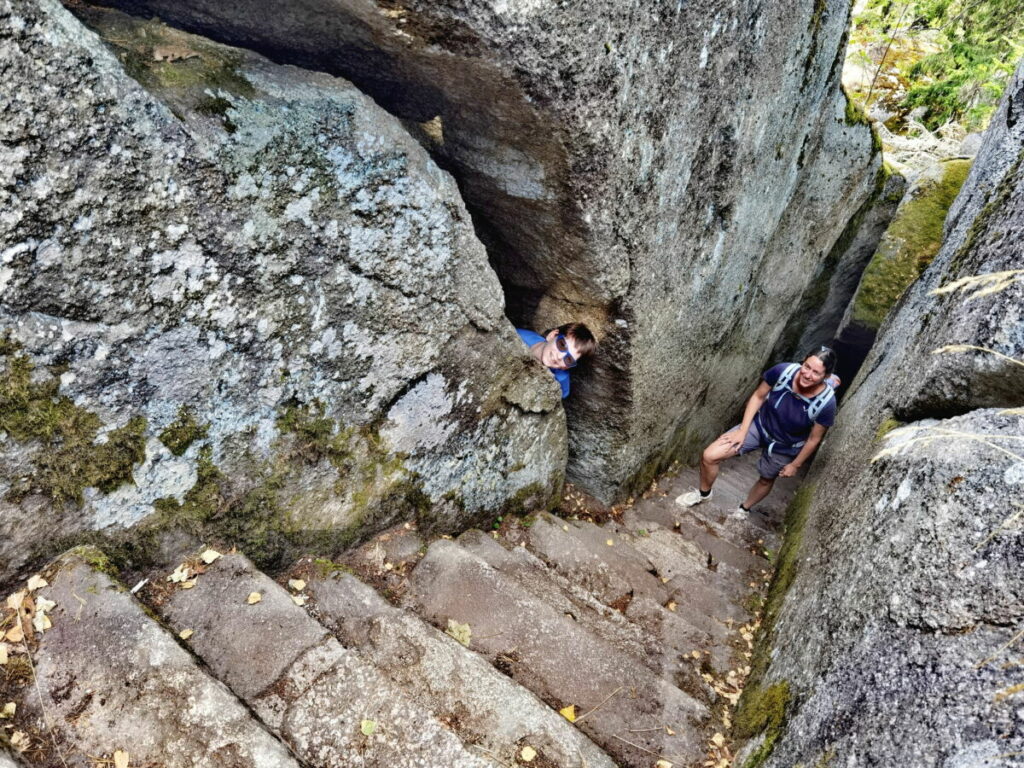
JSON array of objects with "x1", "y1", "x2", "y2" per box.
[{"x1": 1, "y1": 455, "x2": 788, "y2": 768}]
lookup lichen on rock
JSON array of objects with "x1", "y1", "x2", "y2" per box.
[{"x1": 0, "y1": 0, "x2": 565, "y2": 582}]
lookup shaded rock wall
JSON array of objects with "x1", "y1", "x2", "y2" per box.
[
  {"x1": 739, "y1": 60, "x2": 1024, "y2": 767},
  {"x1": 91, "y1": 0, "x2": 883, "y2": 501},
  {"x1": 0, "y1": 0, "x2": 566, "y2": 582}
]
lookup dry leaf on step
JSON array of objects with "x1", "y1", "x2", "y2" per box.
[
  {"x1": 6, "y1": 590, "x2": 26, "y2": 611},
  {"x1": 445, "y1": 619, "x2": 471, "y2": 647},
  {"x1": 26, "y1": 575, "x2": 47, "y2": 592},
  {"x1": 711, "y1": 732, "x2": 725, "y2": 747},
  {"x1": 167, "y1": 564, "x2": 190, "y2": 583},
  {"x1": 246, "y1": 592, "x2": 262, "y2": 605},
  {"x1": 0, "y1": 702, "x2": 15, "y2": 719},
  {"x1": 10, "y1": 731, "x2": 29, "y2": 752},
  {"x1": 5, "y1": 623, "x2": 24, "y2": 644},
  {"x1": 0, "y1": 643, "x2": 7, "y2": 664},
  {"x1": 291, "y1": 595, "x2": 307, "y2": 607},
  {"x1": 287, "y1": 579, "x2": 306, "y2": 592},
  {"x1": 179, "y1": 629, "x2": 194, "y2": 640},
  {"x1": 360, "y1": 719, "x2": 377, "y2": 736},
  {"x1": 656, "y1": 761, "x2": 674, "y2": 768},
  {"x1": 152, "y1": 44, "x2": 200, "y2": 62},
  {"x1": 520, "y1": 745, "x2": 537, "y2": 762},
  {"x1": 559, "y1": 704, "x2": 576, "y2": 722},
  {"x1": 113, "y1": 750, "x2": 130, "y2": 768},
  {"x1": 181, "y1": 580, "x2": 196, "y2": 590},
  {"x1": 200, "y1": 549, "x2": 221, "y2": 564}
]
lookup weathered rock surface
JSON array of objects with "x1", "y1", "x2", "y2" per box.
[
  {"x1": 2, "y1": 547, "x2": 300, "y2": 767},
  {"x1": 147, "y1": 552, "x2": 491, "y2": 766},
  {"x1": 90, "y1": 0, "x2": 883, "y2": 502},
  {"x1": 0, "y1": 0, "x2": 565, "y2": 583},
  {"x1": 831, "y1": 156, "x2": 971, "y2": 382},
  {"x1": 0, "y1": 749, "x2": 19, "y2": 768},
  {"x1": 307, "y1": 570, "x2": 617, "y2": 768},
  {"x1": 739, "y1": 60, "x2": 1024, "y2": 767}
]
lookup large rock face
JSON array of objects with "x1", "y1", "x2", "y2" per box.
[
  {"x1": 739, "y1": 61, "x2": 1024, "y2": 766},
  {"x1": 0, "y1": 0, "x2": 565, "y2": 583},
  {"x1": 91, "y1": 0, "x2": 883, "y2": 501}
]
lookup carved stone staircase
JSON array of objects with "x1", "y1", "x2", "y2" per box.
[{"x1": 1, "y1": 455, "x2": 797, "y2": 768}]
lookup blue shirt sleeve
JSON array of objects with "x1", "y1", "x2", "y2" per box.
[
  {"x1": 763, "y1": 363, "x2": 789, "y2": 386},
  {"x1": 813, "y1": 398, "x2": 837, "y2": 427},
  {"x1": 553, "y1": 368, "x2": 570, "y2": 399}
]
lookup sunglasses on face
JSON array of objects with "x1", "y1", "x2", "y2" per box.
[{"x1": 555, "y1": 334, "x2": 577, "y2": 368}]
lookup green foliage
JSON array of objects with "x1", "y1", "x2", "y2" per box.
[
  {"x1": 158, "y1": 406, "x2": 209, "y2": 456},
  {"x1": 856, "y1": 0, "x2": 1024, "y2": 130},
  {"x1": 0, "y1": 349, "x2": 147, "y2": 505},
  {"x1": 736, "y1": 681, "x2": 792, "y2": 768},
  {"x1": 852, "y1": 158, "x2": 971, "y2": 329},
  {"x1": 875, "y1": 416, "x2": 905, "y2": 441}
]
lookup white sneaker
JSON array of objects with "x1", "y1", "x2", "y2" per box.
[
  {"x1": 675, "y1": 488, "x2": 711, "y2": 507},
  {"x1": 730, "y1": 505, "x2": 749, "y2": 520}
]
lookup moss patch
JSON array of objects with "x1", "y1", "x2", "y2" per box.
[
  {"x1": 843, "y1": 86, "x2": 870, "y2": 126},
  {"x1": 851, "y1": 159, "x2": 972, "y2": 330},
  {"x1": 735, "y1": 681, "x2": 792, "y2": 768},
  {"x1": 874, "y1": 416, "x2": 904, "y2": 442},
  {"x1": 0, "y1": 348, "x2": 147, "y2": 506},
  {"x1": 733, "y1": 484, "x2": 814, "y2": 765},
  {"x1": 158, "y1": 406, "x2": 209, "y2": 456}
]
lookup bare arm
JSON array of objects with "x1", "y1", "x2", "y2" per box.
[
  {"x1": 779, "y1": 422, "x2": 828, "y2": 477},
  {"x1": 720, "y1": 380, "x2": 771, "y2": 452}
]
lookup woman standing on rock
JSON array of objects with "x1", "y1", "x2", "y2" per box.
[{"x1": 676, "y1": 347, "x2": 841, "y2": 518}]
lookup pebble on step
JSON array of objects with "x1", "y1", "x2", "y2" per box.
[
  {"x1": 306, "y1": 570, "x2": 617, "y2": 768},
  {"x1": 145, "y1": 551, "x2": 491, "y2": 768},
  {"x1": 1, "y1": 546, "x2": 299, "y2": 768},
  {"x1": 406, "y1": 538, "x2": 712, "y2": 768}
]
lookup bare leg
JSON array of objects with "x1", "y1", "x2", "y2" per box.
[
  {"x1": 699, "y1": 432, "x2": 743, "y2": 492},
  {"x1": 743, "y1": 476, "x2": 775, "y2": 509}
]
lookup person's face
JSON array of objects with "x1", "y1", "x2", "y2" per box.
[
  {"x1": 797, "y1": 355, "x2": 827, "y2": 388},
  {"x1": 543, "y1": 330, "x2": 581, "y2": 370}
]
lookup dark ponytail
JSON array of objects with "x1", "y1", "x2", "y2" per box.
[{"x1": 804, "y1": 345, "x2": 837, "y2": 375}]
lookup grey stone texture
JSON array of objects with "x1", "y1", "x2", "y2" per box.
[
  {"x1": 743, "y1": 60, "x2": 1024, "y2": 767},
  {"x1": 0, "y1": 0, "x2": 565, "y2": 583},
  {"x1": 90, "y1": 0, "x2": 882, "y2": 502},
  {"x1": 0, "y1": 750, "x2": 19, "y2": 768},
  {"x1": 307, "y1": 570, "x2": 617, "y2": 768},
  {"x1": 149, "y1": 552, "x2": 492, "y2": 766},
  {"x1": 4, "y1": 547, "x2": 300, "y2": 767}
]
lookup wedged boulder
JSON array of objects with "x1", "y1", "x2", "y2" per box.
[
  {"x1": 90, "y1": 0, "x2": 882, "y2": 502},
  {"x1": 0, "y1": 547, "x2": 299, "y2": 767},
  {"x1": 738, "y1": 61, "x2": 1024, "y2": 767},
  {"x1": 405, "y1": 538, "x2": 711, "y2": 767},
  {"x1": 306, "y1": 571, "x2": 617, "y2": 768},
  {"x1": 144, "y1": 551, "x2": 491, "y2": 766},
  {"x1": 0, "y1": 0, "x2": 565, "y2": 583}
]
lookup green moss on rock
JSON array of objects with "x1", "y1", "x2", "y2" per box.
[
  {"x1": 852, "y1": 159, "x2": 972, "y2": 330},
  {"x1": 874, "y1": 416, "x2": 904, "y2": 442},
  {"x1": 735, "y1": 681, "x2": 792, "y2": 768},
  {"x1": 158, "y1": 406, "x2": 209, "y2": 456},
  {"x1": 1, "y1": 350, "x2": 148, "y2": 505}
]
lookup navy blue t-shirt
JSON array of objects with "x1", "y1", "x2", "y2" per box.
[
  {"x1": 517, "y1": 328, "x2": 570, "y2": 399},
  {"x1": 755, "y1": 363, "x2": 836, "y2": 453}
]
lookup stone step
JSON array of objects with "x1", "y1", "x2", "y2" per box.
[
  {"x1": 404, "y1": 538, "x2": 712, "y2": 768},
  {"x1": 304, "y1": 569, "x2": 616, "y2": 768},
  {"x1": 0, "y1": 748, "x2": 23, "y2": 768},
  {"x1": 2, "y1": 547, "x2": 299, "y2": 768},
  {"x1": 516, "y1": 514, "x2": 732, "y2": 670},
  {"x1": 455, "y1": 529, "x2": 665, "y2": 669},
  {"x1": 142, "y1": 551, "x2": 492, "y2": 768}
]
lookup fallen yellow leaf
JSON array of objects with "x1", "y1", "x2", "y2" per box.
[
  {"x1": 31, "y1": 612, "x2": 51, "y2": 633},
  {"x1": 656, "y1": 761, "x2": 674, "y2": 768},
  {"x1": 5, "y1": 624, "x2": 24, "y2": 643},
  {"x1": 6, "y1": 590, "x2": 26, "y2": 611},
  {"x1": 287, "y1": 579, "x2": 306, "y2": 592},
  {"x1": 606, "y1": 539, "x2": 614, "y2": 546},
  {"x1": 181, "y1": 580, "x2": 196, "y2": 590},
  {"x1": 291, "y1": 595, "x2": 307, "y2": 607},
  {"x1": 520, "y1": 745, "x2": 537, "y2": 762},
  {"x1": 246, "y1": 592, "x2": 262, "y2": 605},
  {"x1": 26, "y1": 575, "x2": 47, "y2": 592},
  {"x1": 113, "y1": 750, "x2": 130, "y2": 768},
  {"x1": 10, "y1": 730, "x2": 29, "y2": 752},
  {"x1": 665, "y1": 726, "x2": 675, "y2": 735},
  {"x1": 559, "y1": 704, "x2": 576, "y2": 722},
  {"x1": 0, "y1": 643, "x2": 7, "y2": 664},
  {"x1": 179, "y1": 629, "x2": 194, "y2": 640},
  {"x1": 167, "y1": 564, "x2": 190, "y2": 583},
  {"x1": 445, "y1": 619, "x2": 472, "y2": 647},
  {"x1": 666, "y1": 601, "x2": 677, "y2": 612},
  {"x1": 199, "y1": 549, "x2": 222, "y2": 564},
  {"x1": 0, "y1": 702, "x2": 15, "y2": 719},
  {"x1": 711, "y1": 732, "x2": 725, "y2": 747},
  {"x1": 360, "y1": 719, "x2": 377, "y2": 736}
]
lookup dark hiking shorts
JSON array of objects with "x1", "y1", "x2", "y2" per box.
[{"x1": 728, "y1": 422, "x2": 794, "y2": 480}]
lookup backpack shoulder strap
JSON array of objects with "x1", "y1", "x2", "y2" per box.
[
  {"x1": 772, "y1": 363, "x2": 801, "y2": 393},
  {"x1": 807, "y1": 385, "x2": 836, "y2": 422}
]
